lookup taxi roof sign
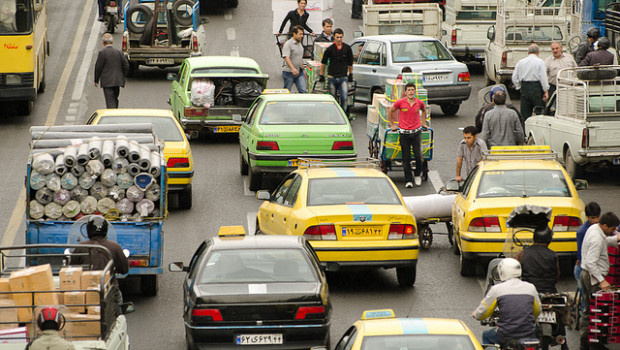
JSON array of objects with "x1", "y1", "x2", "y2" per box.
[
  {"x1": 217, "y1": 226, "x2": 246, "y2": 237},
  {"x1": 361, "y1": 309, "x2": 396, "y2": 320},
  {"x1": 262, "y1": 88, "x2": 290, "y2": 94},
  {"x1": 484, "y1": 145, "x2": 557, "y2": 161}
]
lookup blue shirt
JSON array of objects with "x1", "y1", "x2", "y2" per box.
[{"x1": 576, "y1": 221, "x2": 593, "y2": 262}]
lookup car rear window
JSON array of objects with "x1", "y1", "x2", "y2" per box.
[
  {"x1": 391, "y1": 40, "x2": 453, "y2": 63},
  {"x1": 259, "y1": 101, "x2": 347, "y2": 125},
  {"x1": 192, "y1": 67, "x2": 259, "y2": 74},
  {"x1": 198, "y1": 249, "x2": 317, "y2": 284},
  {"x1": 361, "y1": 334, "x2": 476, "y2": 350},
  {"x1": 307, "y1": 177, "x2": 401, "y2": 206},
  {"x1": 477, "y1": 170, "x2": 570, "y2": 198},
  {"x1": 97, "y1": 116, "x2": 184, "y2": 142}
]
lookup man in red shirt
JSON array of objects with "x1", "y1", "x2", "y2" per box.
[{"x1": 387, "y1": 83, "x2": 428, "y2": 188}]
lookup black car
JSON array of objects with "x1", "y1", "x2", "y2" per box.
[{"x1": 170, "y1": 227, "x2": 331, "y2": 349}]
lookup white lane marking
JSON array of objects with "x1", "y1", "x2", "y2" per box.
[
  {"x1": 230, "y1": 47, "x2": 240, "y2": 57},
  {"x1": 477, "y1": 276, "x2": 486, "y2": 293},
  {"x1": 428, "y1": 170, "x2": 443, "y2": 193},
  {"x1": 226, "y1": 27, "x2": 236, "y2": 41},
  {"x1": 0, "y1": 189, "x2": 25, "y2": 248},
  {"x1": 243, "y1": 176, "x2": 253, "y2": 196},
  {"x1": 247, "y1": 212, "x2": 257, "y2": 235},
  {"x1": 224, "y1": 10, "x2": 232, "y2": 20},
  {"x1": 344, "y1": 0, "x2": 352, "y2": 3},
  {"x1": 71, "y1": 17, "x2": 100, "y2": 101}
]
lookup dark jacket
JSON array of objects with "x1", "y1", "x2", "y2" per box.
[
  {"x1": 279, "y1": 9, "x2": 313, "y2": 34},
  {"x1": 321, "y1": 43, "x2": 354, "y2": 77},
  {"x1": 71, "y1": 236, "x2": 129, "y2": 278},
  {"x1": 517, "y1": 244, "x2": 560, "y2": 293},
  {"x1": 94, "y1": 46, "x2": 129, "y2": 88},
  {"x1": 574, "y1": 41, "x2": 594, "y2": 65},
  {"x1": 579, "y1": 49, "x2": 615, "y2": 66},
  {"x1": 314, "y1": 32, "x2": 334, "y2": 43},
  {"x1": 475, "y1": 102, "x2": 523, "y2": 133}
]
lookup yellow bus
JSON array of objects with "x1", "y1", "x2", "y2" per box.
[{"x1": 0, "y1": 0, "x2": 47, "y2": 115}]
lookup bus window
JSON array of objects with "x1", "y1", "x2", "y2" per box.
[{"x1": 0, "y1": 0, "x2": 32, "y2": 33}]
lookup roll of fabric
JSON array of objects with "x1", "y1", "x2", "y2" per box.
[
  {"x1": 70, "y1": 186, "x2": 89, "y2": 202},
  {"x1": 145, "y1": 183, "x2": 160, "y2": 201},
  {"x1": 53, "y1": 189, "x2": 71, "y2": 206},
  {"x1": 90, "y1": 181, "x2": 109, "y2": 200},
  {"x1": 113, "y1": 157, "x2": 129, "y2": 174},
  {"x1": 30, "y1": 123, "x2": 155, "y2": 134},
  {"x1": 138, "y1": 146, "x2": 151, "y2": 171},
  {"x1": 86, "y1": 159, "x2": 104, "y2": 177},
  {"x1": 116, "y1": 173, "x2": 133, "y2": 189},
  {"x1": 136, "y1": 198, "x2": 155, "y2": 216},
  {"x1": 115, "y1": 135, "x2": 129, "y2": 158},
  {"x1": 44, "y1": 202, "x2": 63, "y2": 219},
  {"x1": 88, "y1": 137, "x2": 103, "y2": 159},
  {"x1": 116, "y1": 198, "x2": 134, "y2": 214},
  {"x1": 54, "y1": 154, "x2": 67, "y2": 176},
  {"x1": 80, "y1": 196, "x2": 98, "y2": 214},
  {"x1": 70, "y1": 164, "x2": 85, "y2": 177},
  {"x1": 126, "y1": 185, "x2": 145, "y2": 203},
  {"x1": 60, "y1": 173, "x2": 79, "y2": 190},
  {"x1": 101, "y1": 140, "x2": 115, "y2": 167},
  {"x1": 30, "y1": 200, "x2": 45, "y2": 219},
  {"x1": 30, "y1": 170, "x2": 46, "y2": 190},
  {"x1": 107, "y1": 185, "x2": 126, "y2": 200},
  {"x1": 127, "y1": 163, "x2": 141, "y2": 176},
  {"x1": 63, "y1": 146, "x2": 78, "y2": 168},
  {"x1": 78, "y1": 173, "x2": 97, "y2": 190},
  {"x1": 128, "y1": 141, "x2": 141, "y2": 163},
  {"x1": 62, "y1": 200, "x2": 81, "y2": 218},
  {"x1": 32, "y1": 153, "x2": 55, "y2": 175},
  {"x1": 97, "y1": 198, "x2": 115, "y2": 215},
  {"x1": 101, "y1": 169, "x2": 117, "y2": 187},
  {"x1": 76, "y1": 143, "x2": 90, "y2": 166},
  {"x1": 35, "y1": 188, "x2": 53, "y2": 205},
  {"x1": 149, "y1": 151, "x2": 161, "y2": 177},
  {"x1": 45, "y1": 174, "x2": 61, "y2": 192},
  {"x1": 30, "y1": 136, "x2": 155, "y2": 149}
]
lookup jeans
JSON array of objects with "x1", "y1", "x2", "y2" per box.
[
  {"x1": 351, "y1": 0, "x2": 363, "y2": 17},
  {"x1": 399, "y1": 131, "x2": 423, "y2": 182},
  {"x1": 328, "y1": 76, "x2": 348, "y2": 112},
  {"x1": 282, "y1": 70, "x2": 306, "y2": 93},
  {"x1": 482, "y1": 328, "x2": 500, "y2": 345},
  {"x1": 574, "y1": 263, "x2": 586, "y2": 312}
]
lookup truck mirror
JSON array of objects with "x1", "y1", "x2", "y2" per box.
[
  {"x1": 166, "y1": 73, "x2": 178, "y2": 81},
  {"x1": 169, "y1": 262, "x2": 187, "y2": 272},
  {"x1": 574, "y1": 179, "x2": 588, "y2": 190},
  {"x1": 256, "y1": 190, "x2": 271, "y2": 200},
  {"x1": 353, "y1": 31, "x2": 363, "y2": 38},
  {"x1": 445, "y1": 179, "x2": 461, "y2": 192},
  {"x1": 487, "y1": 26, "x2": 495, "y2": 41}
]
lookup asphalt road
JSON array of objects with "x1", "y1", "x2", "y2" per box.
[{"x1": 1, "y1": 0, "x2": 620, "y2": 349}]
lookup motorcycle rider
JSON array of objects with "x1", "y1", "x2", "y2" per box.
[
  {"x1": 26, "y1": 306, "x2": 74, "y2": 350},
  {"x1": 473, "y1": 258, "x2": 541, "y2": 345},
  {"x1": 574, "y1": 27, "x2": 600, "y2": 65}
]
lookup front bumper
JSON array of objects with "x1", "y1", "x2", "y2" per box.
[
  {"x1": 0, "y1": 87, "x2": 35, "y2": 101},
  {"x1": 426, "y1": 85, "x2": 471, "y2": 104},
  {"x1": 310, "y1": 240, "x2": 419, "y2": 267},
  {"x1": 250, "y1": 153, "x2": 357, "y2": 173}
]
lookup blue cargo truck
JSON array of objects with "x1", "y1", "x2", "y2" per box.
[{"x1": 25, "y1": 124, "x2": 166, "y2": 296}]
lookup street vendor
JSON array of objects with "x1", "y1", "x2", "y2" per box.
[{"x1": 387, "y1": 83, "x2": 428, "y2": 188}]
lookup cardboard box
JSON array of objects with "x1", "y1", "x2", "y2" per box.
[
  {"x1": 87, "y1": 306, "x2": 101, "y2": 315},
  {"x1": 68, "y1": 314, "x2": 100, "y2": 340},
  {"x1": 59, "y1": 267, "x2": 83, "y2": 291},
  {"x1": 0, "y1": 326, "x2": 28, "y2": 344},
  {"x1": 81, "y1": 271, "x2": 110, "y2": 290},
  {"x1": 34, "y1": 291, "x2": 59, "y2": 307},
  {"x1": 9, "y1": 265, "x2": 59, "y2": 322},
  {"x1": 0, "y1": 300, "x2": 18, "y2": 330},
  {"x1": 0, "y1": 278, "x2": 12, "y2": 300},
  {"x1": 64, "y1": 292, "x2": 85, "y2": 314},
  {"x1": 85, "y1": 288, "x2": 100, "y2": 306}
]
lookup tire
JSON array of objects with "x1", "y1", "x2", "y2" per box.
[
  {"x1": 172, "y1": 0, "x2": 194, "y2": 26},
  {"x1": 564, "y1": 148, "x2": 583, "y2": 179},
  {"x1": 227, "y1": 0, "x2": 239, "y2": 7},
  {"x1": 419, "y1": 225, "x2": 432, "y2": 250},
  {"x1": 239, "y1": 150, "x2": 248, "y2": 176},
  {"x1": 576, "y1": 68, "x2": 617, "y2": 80},
  {"x1": 371, "y1": 87, "x2": 384, "y2": 100},
  {"x1": 140, "y1": 275, "x2": 159, "y2": 296},
  {"x1": 396, "y1": 266, "x2": 416, "y2": 287},
  {"x1": 255, "y1": 219, "x2": 263, "y2": 235},
  {"x1": 459, "y1": 252, "x2": 476, "y2": 276},
  {"x1": 126, "y1": 4, "x2": 153, "y2": 34},
  {"x1": 446, "y1": 222, "x2": 454, "y2": 246},
  {"x1": 18, "y1": 100, "x2": 33, "y2": 115},
  {"x1": 248, "y1": 161, "x2": 262, "y2": 191},
  {"x1": 440, "y1": 102, "x2": 461, "y2": 116},
  {"x1": 106, "y1": 14, "x2": 115, "y2": 33},
  {"x1": 128, "y1": 61, "x2": 139, "y2": 77},
  {"x1": 526, "y1": 134, "x2": 535, "y2": 145},
  {"x1": 453, "y1": 233, "x2": 460, "y2": 255},
  {"x1": 178, "y1": 185, "x2": 193, "y2": 210},
  {"x1": 38, "y1": 72, "x2": 45, "y2": 93}
]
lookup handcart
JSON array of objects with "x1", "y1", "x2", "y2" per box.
[
  {"x1": 404, "y1": 191, "x2": 456, "y2": 249},
  {"x1": 311, "y1": 80, "x2": 357, "y2": 119},
  {"x1": 275, "y1": 33, "x2": 315, "y2": 59}
]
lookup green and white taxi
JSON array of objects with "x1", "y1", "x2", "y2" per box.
[{"x1": 239, "y1": 91, "x2": 356, "y2": 191}]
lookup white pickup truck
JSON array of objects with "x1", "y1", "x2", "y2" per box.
[
  {"x1": 525, "y1": 66, "x2": 620, "y2": 178},
  {"x1": 442, "y1": 0, "x2": 497, "y2": 63},
  {"x1": 362, "y1": 3, "x2": 442, "y2": 39},
  {"x1": 484, "y1": 0, "x2": 582, "y2": 86}
]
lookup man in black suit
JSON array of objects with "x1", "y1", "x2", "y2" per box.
[{"x1": 94, "y1": 33, "x2": 129, "y2": 108}]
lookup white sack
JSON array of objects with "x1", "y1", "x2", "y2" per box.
[
  {"x1": 53, "y1": 189, "x2": 71, "y2": 206},
  {"x1": 54, "y1": 154, "x2": 67, "y2": 176},
  {"x1": 116, "y1": 173, "x2": 133, "y2": 189},
  {"x1": 115, "y1": 198, "x2": 134, "y2": 214},
  {"x1": 113, "y1": 157, "x2": 129, "y2": 174},
  {"x1": 45, "y1": 174, "x2": 61, "y2": 192},
  {"x1": 403, "y1": 194, "x2": 456, "y2": 220},
  {"x1": 78, "y1": 173, "x2": 97, "y2": 190},
  {"x1": 86, "y1": 159, "x2": 104, "y2": 177},
  {"x1": 150, "y1": 151, "x2": 161, "y2": 177},
  {"x1": 80, "y1": 196, "x2": 98, "y2": 214},
  {"x1": 76, "y1": 143, "x2": 90, "y2": 166},
  {"x1": 126, "y1": 185, "x2": 144, "y2": 202},
  {"x1": 101, "y1": 169, "x2": 117, "y2": 187},
  {"x1": 44, "y1": 202, "x2": 63, "y2": 219},
  {"x1": 30, "y1": 170, "x2": 46, "y2": 190},
  {"x1": 63, "y1": 146, "x2": 78, "y2": 168},
  {"x1": 70, "y1": 186, "x2": 89, "y2": 202},
  {"x1": 136, "y1": 198, "x2": 155, "y2": 216},
  {"x1": 62, "y1": 200, "x2": 81, "y2": 218},
  {"x1": 60, "y1": 173, "x2": 78, "y2": 190},
  {"x1": 191, "y1": 78, "x2": 215, "y2": 108},
  {"x1": 115, "y1": 135, "x2": 129, "y2": 158},
  {"x1": 107, "y1": 185, "x2": 125, "y2": 200},
  {"x1": 97, "y1": 198, "x2": 116, "y2": 214},
  {"x1": 71, "y1": 165, "x2": 85, "y2": 177}
]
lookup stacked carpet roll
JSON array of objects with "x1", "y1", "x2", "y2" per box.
[{"x1": 28, "y1": 124, "x2": 165, "y2": 221}]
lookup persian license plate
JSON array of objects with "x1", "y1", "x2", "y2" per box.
[
  {"x1": 106, "y1": 6, "x2": 118, "y2": 13},
  {"x1": 214, "y1": 125, "x2": 240, "y2": 133},
  {"x1": 236, "y1": 334, "x2": 283, "y2": 345},
  {"x1": 343, "y1": 226, "x2": 382, "y2": 237},
  {"x1": 288, "y1": 159, "x2": 298, "y2": 167},
  {"x1": 537, "y1": 311, "x2": 556, "y2": 323},
  {"x1": 146, "y1": 58, "x2": 174, "y2": 65},
  {"x1": 614, "y1": 157, "x2": 620, "y2": 165},
  {"x1": 423, "y1": 74, "x2": 451, "y2": 82}
]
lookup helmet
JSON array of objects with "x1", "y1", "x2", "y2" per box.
[
  {"x1": 37, "y1": 306, "x2": 63, "y2": 331},
  {"x1": 587, "y1": 27, "x2": 601, "y2": 39},
  {"x1": 86, "y1": 215, "x2": 108, "y2": 238},
  {"x1": 533, "y1": 226, "x2": 554, "y2": 244},
  {"x1": 489, "y1": 85, "x2": 506, "y2": 101},
  {"x1": 498, "y1": 258, "x2": 521, "y2": 281},
  {"x1": 598, "y1": 37, "x2": 611, "y2": 50}
]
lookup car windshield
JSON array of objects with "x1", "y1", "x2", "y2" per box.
[
  {"x1": 0, "y1": 0, "x2": 33, "y2": 34},
  {"x1": 259, "y1": 101, "x2": 347, "y2": 125},
  {"x1": 477, "y1": 170, "x2": 571, "y2": 198},
  {"x1": 307, "y1": 177, "x2": 401, "y2": 206},
  {"x1": 198, "y1": 249, "x2": 317, "y2": 284},
  {"x1": 361, "y1": 334, "x2": 476, "y2": 350},
  {"x1": 505, "y1": 25, "x2": 563, "y2": 42},
  {"x1": 96, "y1": 116, "x2": 184, "y2": 142},
  {"x1": 391, "y1": 41, "x2": 452, "y2": 63},
  {"x1": 192, "y1": 67, "x2": 259, "y2": 74}
]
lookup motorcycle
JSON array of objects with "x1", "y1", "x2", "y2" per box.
[{"x1": 104, "y1": 0, "x2": 120, "y2": 34}]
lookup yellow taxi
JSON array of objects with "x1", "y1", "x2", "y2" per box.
[
  {"x1": 255, "y1": 159, "x2": 419, "y2": 287},
  {"x1": 312, "y1": 309, "x2": 483, "y2": 350},
  {"x1": 86, "y1": 109, "x2": 195, "y2": 209},
  {"x1": 445, "y1": 146, "x2": 586, "y2": 276}
]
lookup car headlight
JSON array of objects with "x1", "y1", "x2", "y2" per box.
[{"x1": 5, "y1": 74, "x2": 21, "y2": 85}]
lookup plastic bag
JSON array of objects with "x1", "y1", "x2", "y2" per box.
[
  {"x1": 214, "y1": 78, "x2": 235, "y2": 106},
  {"x1": 78, "y1": 173, "x2": 97, "y2": 190},
  {"x1": 136, "y1": 198, "x2": 155, "y2": 216},
  {"x1": 126, "y1": 185, "x2": 145, "y2": 202},
  {"x1": 145, "y1": 183, "x2": 160, "y2": 202},
  {"x1": 32, "y1": 153, "x2": 55, "y2": 175},
  {"x1": 30, "y1": 170, "x2": 46, "y2": 190},
  {"x1": 44, "y1": 202, "x2": 63, "y2": 219},
  {"x1": 107, "y1": 185, "x2": 126, "y2": 200},
  {"x1": 117, "y1": 173, "x2": 133, "y2": 189},
  {"x1": 30, "y1": 200, "x2": 45, "y2": 219},
  {"x1": 97, "y1": 198, "x2": 116, "y2": 215},
  {"x1": 70, "y1": 186, "x2": 89, "y2": 202},
  {"x1": 191, "y1": 78, "x2": 215, "y2": 108},
  {"x1": 62, "y1": 200, "x2": 81, "y2": 218},
  {"x1": 53, "y1": 189, "x2": 71, "y2": 206},
  {"x1": 45, "y1": 174, "x2": 61, "y2": 192},
  {"x1": 61, "y1": 173, "x2": 79, "y2": 190},
  {"x1": 116, "y1": 198, "x2": 134, "y2": 214},
  {"x1": 234, "y1": 80, "x2": 262, "y2": 107},
  {"x1": 80, "y1": 196, "x2": 98, "y2": 214},
  {"x1": 35, "y1": 188, "x2": 53, "y2": 205},
  {"x1": 90, "y1": 182, "x2": 109, "y2": 200}
]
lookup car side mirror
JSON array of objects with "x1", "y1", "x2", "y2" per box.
[
  {"x1": 120, "y1": 302, "x2": 135, "y2": 315},
  {"x1": 445, "y1": 179, "x2": 461, "y2": 192},
  {"x1": 169, "y1": 262, "x2": 188, "y2": 272},
  {"x1": 256, "y1": 190, "x2": 271, "y2": 201},
  {"x1": 487, "y1": 25, "x2": 495, "y2": 41},
  {"x1": 574, "y1": 179, "x2": 588, "y2": 190},
  {"x1": 232, "y1": 114, "x2": 242, "y2": 122},
  {"x1": 533, "y1": 106, "x2": 545, "y2": 116},
  {"x1": 167, "y1": 73, "x2": 178, "y2": 81},
  {"x1": 353, "y1": 31, "x2": 363, "y2": 38}
]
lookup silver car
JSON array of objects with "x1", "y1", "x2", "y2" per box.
[{"x1": 350, "y1": 35, "x2": 472, "y2": 115}]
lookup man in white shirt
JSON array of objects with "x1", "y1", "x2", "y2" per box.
[
  {"x1": 512, "y1": 44, "x2": 549, "y2": 121},
  {"x1": 579, "y1": 212, "x2": 620, "y2": 350},
  {"x1": 545, "y1": 41, "x2": 576, "y2": 96}
]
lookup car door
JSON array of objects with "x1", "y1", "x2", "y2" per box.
[
  {"x1": 239, "y1": 98, "x2": 263, "y2": 162},
  {"x1": 334, "y1": 326, "x2": 359, "y2": 350},
  {"x1": 184, "y1": 241, "x2": 209, "y2": 319},
  {"x1": 354, "y1": 41, "x2": 389, "y2": 102},
  {"x1": 259, "y1": 174, "x2": 296, "y2": 234},
  {"x1": 281, "y1": 175, "x2": 303, "y2": 235},
  {"x1": 170, "y1": 62, "x2": 188, "y2": 120},
  {"x1": 271, "y1": 174, "x2": 302, "y2": 235},
  {"x1": 453, "y1": 165, "x2": 479, "y2": 246}
]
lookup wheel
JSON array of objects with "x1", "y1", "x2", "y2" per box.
[
  {"x1": 440, "y1": 102, "x2": 461, "y2": 116},
  {"x1": 128, "y1": 62, "x2": 139, "y2": 77},
  {"x1": 484, "y1": 68, "x2": 493, "y2": 86},
  {"x1": 226, "y1": 0, "x2": 238, "y2": 7},
  {"x1": 446, "y1": 222, "x2": 454, "y2": 246},
  {"x1": 126, "y1": 4, "x2": 153, "y2": 34},
  {"x1": 396, "y1": 266, "x2": 416, "y2": 287},
  {"x1": 564, "y1": 148, "x2": 583, "y2": 179},
  {"x1": 178, "y1": 185, "x2": 192, "y2": 210},
  {"x1": 248, "y1": 161, "x2": 262, "y2": 191},
  {"x1": 421, "y1": 160, "x2": 429, "y2": 181},
  {"x1": 453, "y1": 233, "x2": 461, "y2": 255},
  {"x1": 38, "y1": 73, "x2": 45, "y2": 93},
  {"x1": 172, "y1": 0, "x2": 194, "y2": 26},
  {"x1": 255, "y1": 219, "x2": 263, "y2": 235},
  {"x1": 106, "y1": 14, "x2": 115, "y2": 33},
  {"x1": 140, "y1": 275, "x2": 159, "y2": 296},
  {"x1": 18, "y1": 100, "x2": 33, "y2": 115},
  {"x1": 419, "y1": 225, "x2": 432, "y2": 250},
  {"x1": 459, "y1": 252, "x2": 476, "y2": 276},
  {"x1": 526, "y1": 134, "x2": 535, "y2": 145},
  {"x1": 239, "y1": 150, "x2": 248, "y2": 176}
]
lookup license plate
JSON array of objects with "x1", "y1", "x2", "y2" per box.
[
  {"x1": 146, "y1": 58, "x2": 174, "y2": 65},
  {"x1": 214, "y1": 125, "x2": 240, "y2": 133},
  {"x1": 342, "y1": 226, "x2": 382, "y2": 237},
  {"x1": 423, "y1": 74, "x2": 451, "y2": 82},
  {"x1": 614, "y1": 158, "x2": 620, "y2": 165},
  {"x1": 288, "y1": 159, "x2": 298, "y2": 167},
  {"x1": 537, "y1": 311, "x2": 556, "y2": 323},
  {"x1": 236, "y1": 334, "x2": 283, "y2": 345},
  {"x1": 106, "y1": 6, "x2": 118, "y2": 13}
]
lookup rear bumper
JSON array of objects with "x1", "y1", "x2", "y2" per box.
[
  {"x1": 426, "y1": 85, "x2": 471, "y2": 103},
  {"x1": 448, "y1": 46, "x2": 486, "y2": 60},
  {"x1": 250, "y1": 153, "x2": 357, "y2": 173},
  {"x1": 0, "y1": 87, "x2": 35, "y2": 101},
  {"x1": 124, "y1": 51, "x2": 200, "y2": 66},
  {"x1": 577, "y1": 149, "x2": 620, "y2": 162},
  {"x1": 459, "y1": 231, "x2": 576, "y2": 260},
  {"x1": 181, "y1": 118, "x2": 242, "y2": 132},
  {"x1": 310, "y1": 241, "x2": 419, "y2": 267},
  {"x1": 168, "y1": 170, "x2": 194, "y2": 188}
]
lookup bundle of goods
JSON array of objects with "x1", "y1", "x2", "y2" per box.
[
  {"x1": 234, "y1": 81, "x2": 262, "y2": 107},
  {"x1": 403, "y1": 194, "x2": 456, "y2": 220},
  {"x1": 588, "y1": 290, "x2": 620, "y2": 344},
  {"x1": 607, "y1": 246, "x2": 620, "y2": 286},
  {"x1": 213, "y1": 78, "x2": 235, "y2": 106},
  {"x1": 191, "y1": 78, "x2": 215, "y2": 108},
  {"x1": 28, "y1": 124, "x2": 164, "y2": 222}
]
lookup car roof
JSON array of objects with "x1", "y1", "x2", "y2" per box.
[
  {"x1": 479, "y1": 159, "x2": 565, "y2": 171},
  {"x1": 93, "y1": 108, "x2": 175, "y2": 118},
  {"x1": 298, "y1": 167, "x2": 389, "y2": 179},
  {"x1": 211, "y1": 235, "x2": 306, "y2": 250},
  {"x1": 185, "y1": 56, "x2": 261, "y2": 70},
  {"x1": 359, "y1": 317, "x2": 473, "y2": 336},
  {"x1": 260, "y1": 93, "x2": 337, "y2": 103},
  {"x1": 356, "y1": 34, "x2": 439, "y2": 43}
]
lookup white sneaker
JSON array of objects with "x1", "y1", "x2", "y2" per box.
[
  {"x1": 405, "y1": 182, "x2": 413, "y2": 188},
  {"x1": 414, "y1": 176, "x2": 422, "y2": 186}
]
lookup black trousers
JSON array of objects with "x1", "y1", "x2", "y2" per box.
[
  {"x1": 548, "y1": 83, "x2": 556, "y2": 97},
  {"x1": 520, "y1": 81, "x2": 543, "y2": 121},
  {"x1": 352, "y1": 0, "x2": 363, "y2": 17},
  {"x1": 103, "y1": 86, "x2": 120, "y2": 109},
  {"x1": 399, "y1": 132, "x2": 422, "y2": 182}
]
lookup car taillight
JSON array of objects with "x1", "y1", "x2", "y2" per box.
[
  {"x1": 468, "y1": 217, "x2": 501, "y2": 232},
  {"x1": 303, "y1": 225, "x2": 336, "y2": 240},
  {"x1": 501, "y1": 51, "x2": 507, "y2": 68},
  {"x1": 451, "y1": 29, "x2": 457, "y2": 45},
  {"x1": 332, "y1": 141, "x2": 354, "y2": 150},
  {"x1": 256, "y1": 141, "x2": 279, "y2": 151},
  {"x1": 582, "y1": 128, "x2": 589, "y2": 148},
  {"x1": 167, "y1": 157, "x2": 190, "y2": 168},
  {"x1": 192, "y1": 308, "x2": 223, "y2": 321},
  {"x1": 388, "y1": 224, "x2": 416, "y2": 239},
  {"x1": 192, "y1": 35, "x2": 199, "y2": 52},
  {"x1": 553, "y1": 216, "x2": 582, "y2": 232},
  {"x1": 128, "y1": 258, "x2": 148, "y2": 267},
  {"x1": 122, "y1": 35, "x2": 127, "y2": 52},
  {"x1": 295, "y1": 306, "x2": 325, "y2": 320},
  {"x1": 458, "y1": 72, "x2": 470, "y2": 82},
  {"x1": 184, "y1": 107, "x2": 207, "y2": 117},
  {"x1": 396, "y1": 74, "x2": 402, "y2": 80}
]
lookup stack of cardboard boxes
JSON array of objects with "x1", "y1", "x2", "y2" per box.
[{"x1": 589, "y1": 290, "x2": 620, "y2": 344}]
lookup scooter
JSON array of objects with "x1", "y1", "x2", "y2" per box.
[{"x1": 104, "y1": 0, "x2": 120, "y2": 33}]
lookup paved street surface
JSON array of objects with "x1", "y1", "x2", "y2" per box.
[{"x1": 2, "y1": 0, "x2": 620, "y2": 348}]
